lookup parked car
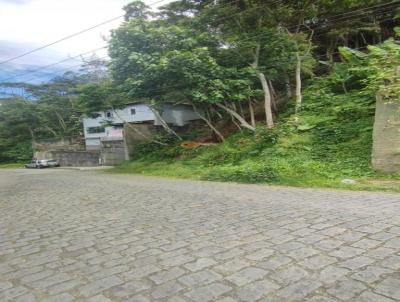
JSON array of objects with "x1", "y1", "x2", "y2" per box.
[{"x1": 25, "y1": 159, "x2": 60, "y2": 169}]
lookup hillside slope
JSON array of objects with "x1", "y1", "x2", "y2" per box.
[{"x1": 112, "y1": 79, "x2": 400, "y2": 191}]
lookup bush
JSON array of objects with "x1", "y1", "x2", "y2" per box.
[{"x1": 203, "y1": 162, "x2": 277, "y2": 183}]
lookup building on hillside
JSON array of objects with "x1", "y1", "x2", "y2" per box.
[{"x1": 82, "y1": 103, "x2": 201, "y2": 150}]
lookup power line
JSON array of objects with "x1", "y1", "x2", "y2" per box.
[
  {"x1": 1, "y1": 46, "x2": 108, "y2": 83},
  {"x1": 20, "y1": 55, "x2": 110, "y2": 84},
  {"x1": 4, "y1": 1, "x2": 398, "y2": 83},
  {"x1": 0, "y1": 0, "x2": 169, "y2": 66}
]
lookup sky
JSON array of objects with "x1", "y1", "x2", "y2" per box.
[{"x1": 0, "y1": 0, "x2": 174, "y2": 85}]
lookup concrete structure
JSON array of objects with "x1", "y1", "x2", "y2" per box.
[
  {"x1": 100, "y1": 138, "x2": 129, "y2": 166},
  {"x1": 83, "y1": 103, "x2": 200, "y2": 150},
  {"x1": 36, "y1": 150, "x2": 100, "y2": 167},
  {"x1": 372, "y1": 94, "x2": 400, "y2": 172},
  {"x1": 34, "y1": 137, "x2": 100, "y2": 167}
]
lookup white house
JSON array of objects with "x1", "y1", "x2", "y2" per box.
[{"x1": 83, "y1": 103, "x2": 201, "y2": 150}]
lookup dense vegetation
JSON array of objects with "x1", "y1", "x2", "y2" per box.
[{"x1": 1, "y1": 0, "x2": 400, "y2": 189}]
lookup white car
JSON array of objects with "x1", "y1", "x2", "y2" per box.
[{"x1": 25, "y1": 159, "x2": 60, "y2": 169}]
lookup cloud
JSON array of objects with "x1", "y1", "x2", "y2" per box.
[
  {"x1": 0, "y1": 0, "x2": 32, "y2": 4},
  {"x1": 0, "y1": 0, "x2": 174, "y2": 83}
]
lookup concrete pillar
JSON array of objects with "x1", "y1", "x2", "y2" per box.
[{"x1": 372, "y1": 93, "x2": 400, "y2": 172}]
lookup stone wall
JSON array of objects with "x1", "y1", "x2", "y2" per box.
[
  {"x1": 35, "y1": 150, "x2": 100, "y2": 167},
  {"x1": 100, "y1": 139, "x2": 128, "y2": 166},
  {"x1": 124, "y1": 123, "x2": 158, "y2": 157},
  {"x1": 372, "y1": 94, "x2": 400, "y2": 172},
  {"x1": 34, "y1": 137, "x2": 85, "y2": 152}
]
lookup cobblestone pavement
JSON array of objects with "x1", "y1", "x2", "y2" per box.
[{"x1": 1, "y1": 169, "x2": 400, "y2": 302}]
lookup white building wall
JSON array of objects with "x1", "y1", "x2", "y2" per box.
[{"x1": 83, "y1": 103, "x2": 203, "y2": 150}]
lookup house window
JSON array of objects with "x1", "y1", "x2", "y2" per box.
[
  {"x1": 105, "y1": 111, "x2": 113, "y2": 118},
  {"x1": 130, "y1": 108, "x2": 136, "y2": 115},
  {"x1": 92, "y1": 112, "x2": 102, "y2": 118},
  {"x1": 87, "y1": 126, "x2": 105, "y2": 134}
]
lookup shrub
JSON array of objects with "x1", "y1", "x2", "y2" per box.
[{"x1": 203, "y1": 162, "x2": 277, "y2": 183}]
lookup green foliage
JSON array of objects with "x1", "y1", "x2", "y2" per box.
[
  {"x1": 113, "y1": 39, "x2": 400, "y2": 189},
  {"x1": 203, "y1": 162, "x2": 277, "y2": 183},
  {"x1": 2, "y1": 141, "x2": 32, "y2": 162},
  {"x1": 131, "y1": 134, "x2": 183, "y2": 161}
]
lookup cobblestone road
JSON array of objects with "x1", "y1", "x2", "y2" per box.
[{"x1": 1, "y1": 169, "x2": 400, "y2": 302}]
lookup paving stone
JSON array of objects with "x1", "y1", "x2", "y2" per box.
[
  {"x1": 271, "y1": 265, "x2": 310, "y2": 286},
  {"x1": 184, "y1": 258, "x2": 217, "y2": 272},
  {"x1": 29, "y1": 273, "x2": 73, "y2": 290},
  {"x1": 87, "y1": 294, "x2": 112, "y2": 302},
  {"x1": 151, "y1": 281, "x2": 183, "y2": 299},
  {"x1": 14, "y1": 293, "x2": 36, "y2": 302},
  {"x1": 46, "y1": 280, "x2": 81, "y2": 295},
  {"x1": 313, "y1": 239, "x2": 343, "y2": 251},
  {"x1": 318, "y1": 266, "x2": 349, "y2": 284},
  {"x1": 366, "y1": 247, "x2": 396, "y2": 259},
  {"x1": 287, "y1": 247, "x2": 319, "y2": 260},
  {"x1": 79, "y1": 275, "x2": 123, "y2": 297},
  {"x1": 277, "y1": 280, "x2": 322, "y2": 300},
  {"x1": 259, "y1": 255, "x2": 292, "y2": 270},
  {"x1": 214, "y1": 259, "x2": 251, "y2": 275},
  {"x1": 109, "y1": 279, "x2": 152, "y2": 298},
  {"x1": 339, "y1": 256, "x2": 375, "y2": 270},
  {"x1": 326, "y1": 278, "x2": 366, "y2": 300},
  {"x1": 216, "y1": 297, "x2": 238, "y2": 302},
  {"x1": 184, "y1": 283, "x2": 232, "y2": 302},
  {"x1": 300, "y1": 255, "x2": 337, "y2": 270},
  {"x1": 375, "y1": 276, "x2": 400, "y2": 300},
  {"x1": 0, "y1": 286, "x2": 29, "y2": 300},
  {"x1": 226, "y1": 267, "x2": 268, "y2": 286},
  {"x1": 20, "y1": 270, "x2": 54, "y2": 283},
  {"x1": 149, "y1": 267, "x2": 185, "y2": 285},
  {"x1": 236, "y1": 280, "x2": 280, "y2": 302},
  {"x1": 383, "y1": 237, "x2": 400, "y2": 249},
  {"x1": 123, "y1": 264, "x2": 161, "y2": 279},
  {"x1": 351, "y1": 238, "x2": 382, "y2": 249},
  {"x1": 306, "y1": 295, "x2": 337, "y2": 302},
  {"x1": 178, "y1": 269, "x2": 222, "y2": 286},
  {"x1": 3, "y1": 170, "x2": 400, "y2": 302},
  {"x1": 352, "y1": 265, "x2": 394, "y2": 283},
  {"x1": 355, "y1": 291, "x2": 396, "y2": 302},
  {"x1": 329, "y1": 246, "x2": 364, "y2": 259},
  {"x1": 245, "y1": 248, "x2": 274, "y2": 261},
  {"x1": 125, "y1": 294, "x2": 151, "y2": 302},
  {"x1": 379, "y1": 255, "x2": 400, "y2": 270},
  {"x1": 42, "y1": 293, "x2": 74, "y2": 302},
  {"x1": 0, "y1": 281, "x2": 13, "y2": 292},
  {"x1": 159, "y1": 254, "x2": 195, "y2": 267}
]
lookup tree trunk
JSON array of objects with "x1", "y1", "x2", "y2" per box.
[
  {"x1": 149, "y1": 107, "x2": 182, "y2": 141},
  {"x1": 284, "y1": 73, "x2": 292, "y2": 99},
  {"x1": 268, "y1": 80, "x2": 278, "y2": 115},
  {"x1": 295, "y1": 52, "x2": 302, "y2": 113},
  {"x1": 249, "y1": 100, "x2": 256, "y2": 128},
  {"x1": 28, "y1": 127, "x2": 35, "y2": 142},
  {"x1": 216, "y1": 103, "x2": 255, "y2": 131},
  {"x1": 257, "y1": 72, "x2": 274, "y2": 128},
  {"x1": 192, "y1": 105, "x2": 225, "y2": 141},
  {"x1": 225, "y1": 102, "x2": 241, "y2": 130}
]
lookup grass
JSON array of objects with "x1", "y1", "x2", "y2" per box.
[
  {"x1": 0, "y1": 163, "x2": 24, "y2": 169},
  {"x1": 111, "y1": 158, "x2": 400, "y2": 193},
  {"x1": 110, "y1": 87, "x2": 400, "y2": 193}
]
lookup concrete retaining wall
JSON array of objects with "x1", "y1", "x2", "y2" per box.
[
  {"x1": 124, "y1": 123, "x2": 158, "y2": 157},
  {"x1": 35, "y1": 151, "x2": 100, "y2": 167},
  {"x1": 372, "y1": 94, "x2": 400, "y2": 172},
  {"x1": 100, "y1": 139, "x2": 128, "y2": 166}
]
